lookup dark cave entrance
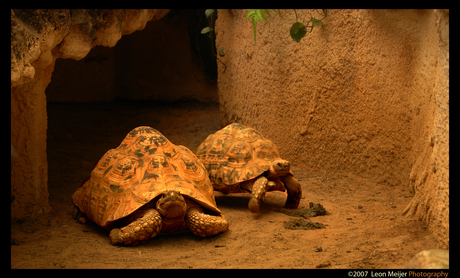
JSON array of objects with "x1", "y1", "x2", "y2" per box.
[
  {"x1": 44, "y1": 9, "x2": 220, "y2": 209},
  {"x1": 46, "y1": 9, "x2": 218, "y2": 103}
]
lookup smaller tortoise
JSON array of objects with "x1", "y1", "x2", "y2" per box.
[
  {"x1": 72, "y1": 126, "x2": 228, "y2": 246},
  {"x1": 196, "y1": 123, "x2": 302, "y2": 213}
]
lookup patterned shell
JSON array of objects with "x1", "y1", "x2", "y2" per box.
[
  {"x1": 72, "y1": 126, "x2": 220, "y2": 230},
  {"x1": 196, "y1": 123, "x2": 284, "y2": 188}
]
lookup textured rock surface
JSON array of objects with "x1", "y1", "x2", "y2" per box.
[
  {"x1": 215, "y1": 9, "x2": 448, "y2": 248},
  {"x1": 11, "y1": 9, "x2": 169, "y2": 219}
]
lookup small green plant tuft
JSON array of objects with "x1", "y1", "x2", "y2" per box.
[
  {"x1": 245, "y1": 9, "x2": 327, "y2": 44},
  {"x1": 245, "y1": 9, "x2": 279, "y2": 44}
]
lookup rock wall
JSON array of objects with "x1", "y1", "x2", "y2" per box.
[
  {"x1": 215, "y1": 9, "x2": 448, "y2": 248},
  {"x1": 11, "y1": 9, "x2": 169, "y2": 219}
]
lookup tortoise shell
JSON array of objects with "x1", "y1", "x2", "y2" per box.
[
  {"x1": 72, "y1": 126, "x2": 220, "y2": 230},
  {"x1": 196, "y1": 123, "x2": 288, "y2": 191}
]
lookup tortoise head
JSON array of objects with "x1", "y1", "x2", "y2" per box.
[
  {"x1": 156, "y1": 190, "x2": 187, "y2": 220},
  {"x1": 267, "y1": 159, "x2": 290, "y2": 178}
]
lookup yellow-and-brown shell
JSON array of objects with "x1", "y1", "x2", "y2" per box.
[
  {"x1": 72, "y1": 126, "x2": 220, "y2": 230},
  {"x1": 196, "y1": 123, "x2": 286, "y2": 190}
]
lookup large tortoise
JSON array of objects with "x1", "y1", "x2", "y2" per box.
[
  {"x1": 196, "y1": 123, "x2": 302, "y2": 213},
  {"x1": 72, "y1": 126, "x2": 228, "y2": 246}
]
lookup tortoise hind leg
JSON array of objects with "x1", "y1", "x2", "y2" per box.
[
  {"x1": 185, "y1": 207, "x2": 229, "y2": 237},
  {"x1": 109, "y1": 208, "x2": 162, "y2": 246},
  {"x1": 282, "y1": 174, "x2": 302, "y2": 209}
]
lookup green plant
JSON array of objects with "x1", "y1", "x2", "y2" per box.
[
  {"x1": 201, "y1": 9, "x2": 227, "y2": 72},
  {"x1": 200, "y1": 9, "x2": 216, "y2": 37},
  {"x1": 245, "y1": 9, "x2": 327, "y2": 43},
  {"x1": 290, "y1": 9, "x2": 327, "y2": 42},
  {"x1": 200, "y1": 9, "x2": 327, "y2": 72},
  {"x1": 245, "y1": 9, "x2": 279, "y2": 44}
]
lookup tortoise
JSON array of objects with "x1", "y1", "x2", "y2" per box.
[
  {"x1": 72, "y1": 126, "x2": 228, "y2": 246},
  {"x1": 196, "y1": 123, "x2": 302, "y2": 213}
]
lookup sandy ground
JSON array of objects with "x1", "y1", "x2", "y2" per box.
[{"x1": 11, "y1": 100, "x2": 438, "y2": 269}]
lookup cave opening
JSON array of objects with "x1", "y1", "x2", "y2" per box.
[
  {"x1": 46, "y1": 9, "x2": 218, "y2": 102},
  {"x1": 45, "y1": 9, "x2": 220, "y2": 210}
]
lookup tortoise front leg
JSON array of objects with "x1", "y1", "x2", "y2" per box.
[
  {"x1": 185, "y1": 207, "x2": 229, "y2": 237},
  {"x1": 282, "y1": 174, "x2": 302, "y2": 209},
  {"x1": 248, "y1": 176, "x2": 271, "y2": 213},
  {"x1": 109, "y1": 208, "x2": 162, "y2": 246}
]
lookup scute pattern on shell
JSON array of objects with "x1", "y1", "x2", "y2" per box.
[
  {"x1": 196, "y1": 123, "x2": 284, "y2": 190},
  {"x1": 72, "y1": 126, "x2": 219, "y2": 230}
]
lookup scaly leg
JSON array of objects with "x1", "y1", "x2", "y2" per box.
[
  {"x1": 248, "y1": 176, "x2": 269, "y2": 213},
  {"x1": 185, "y1": 207, "x2": 229, "y2": 237},
  {"x1": 282, "y1": 174, "x2": 302, "y2": 209},
  {"x1": 109, "y1": 208, "x2": 162, "y2": 246}
]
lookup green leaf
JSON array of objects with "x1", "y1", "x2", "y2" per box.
[
  {"x1": 260, "y1": 9, "x2": 270, "y2": 23},
  {"x1": 245, "y1": 9, "x2": 257, "y2": 20},
  {"x1": 252, "y1": 20, "x2": 258, "y2": 43},
  {"x1": 245, "y1": 9, "x2": 277, "y2": 44},
  {"x1": 290, "y1": 22, "x2": 307, "y2": 42},
  {"x1": 205, "y1": 9, "x2": 215, "y2": 19},
  {"x1": 201, "y1": 27, "x2": 213, "y2": 34},
  {"x1": 218, "y1": 47, "x2": 225, "y2": 57},
  {"x1": 311, "y1": 17, "x2": 323, "y2": 27}
]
